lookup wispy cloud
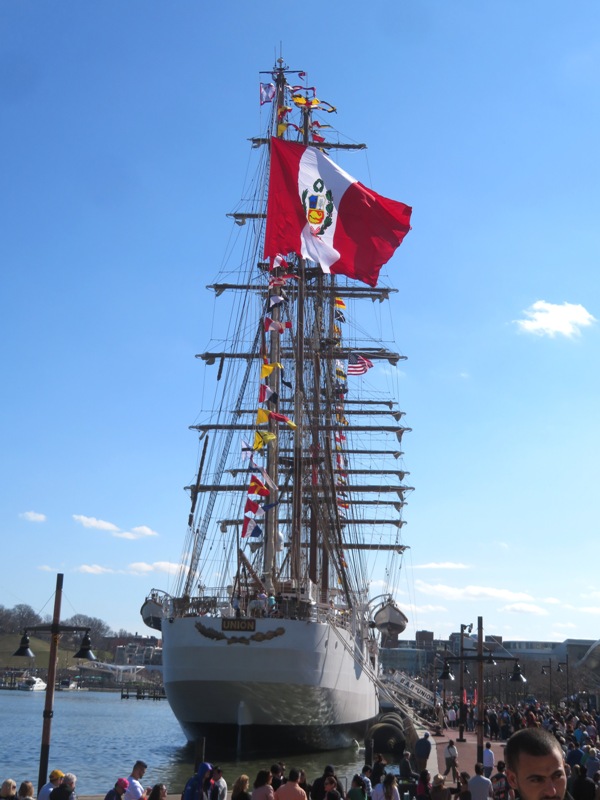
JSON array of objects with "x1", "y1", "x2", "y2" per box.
[
  {"x1": 514, "y1": 300, "x2": 596, "y2": 338},
  {"x1": 113, "y1": 525, "x2": 159, "y2": 540},
  {"x1": 577, "y1": 607, "x2": 600, "y2": 615},
  {"x1": 402, "y1": 602, "x2": 448, "y2": 614},
  {"x1": 20, "y1": 511, "x2": 47, "y2": 522},
  {"x1": 541, "y1": 597, "x2": 561, "y2": 605},
  {"x1": 128, "y1": 561, "x2": 183, "y2": 576},
  {"x1": 499, "y1": 603, "x2": 549, "y2": 616},
  {"x1": 75, "y1": 564, "x2": 115, "y2": 574},
  {"x1": 73, "y1": 514, "x2": 120, "y2": 531},
  {"x1": 553, "y1": 622, "x2": 576, "y2": 629},
  {"x1": 414, "y1": 562, "x2": 470, "y2": 570},
  {"x1": 415, "y1": 579, "x2": 533, "y2": 602}
]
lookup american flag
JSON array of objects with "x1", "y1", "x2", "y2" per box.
[{"x1": 347, "y1": 353, "x2": 374, "y2": 375}]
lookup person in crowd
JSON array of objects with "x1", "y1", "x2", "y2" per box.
[
  {"x1": 443, "y1": 742, "x2": 459, "y2": 783},
  {"x1": 50, "y1": 774, "x2": 76, "y2": 800},
  {"x1": 347, "y1": 776, "x2": 366, "y2": 800},
  {"x1": 450, "y1": 772, "x2": 471, "y2": 799},
  {"x1": 1, "y1": 782, "x2": 17, "y2": 800},
  {"x1": 430, "y1": 775, "x2": 451, "y2": 800},
  {"x1": 125, "y1": 763, "x2": 148, "y2": 800},
  {"x1": 467, "y1": 765, "x2": 492, "y2": 800},
  {"x1": 416, "y1": 771, "x2": 431, "y2": 800},
  {"x1": 231, "y1": 776, "x2": 252, "y2": 800},
  {"x1": 104, "y1": 778, "x2": 129, "y2": 800},
  {"x1": 182, "y1": 763, "x2": 212, "y2": 800},
  {"x1": 275, "y1": 769, "x2": 306, "y2": 800},
  {"x1": 505, "y1": 728, "x2": 567, "y2": 800},
  {"x1": 298, "y1": 772, "x2": 311, "y2": 799},
  {"x1": 17, "y1": 783, "x2": 34, "y2": 800},
  {"x1": 586, "y1": 750, "x2": 600, "y2": 777},
  {"x1": 211, "y1": 769, "x2": 227, "y2": 800},
  {"x1": 399, "y1": 753, "x2": 419, "y2": 782},
  {"x1": 360, "y1": 768, "x2": 372, "y2": 799},
  {"x1": 371, "y1": 757, "x2": 387, "y2": 789},
  {"x1": 39, "y1": 771, "x2": 64, "y2": 800},
  {"x1": 147, "y1": 786, "x2": 167, "y2": 800},
  {"x1": 323, "y1": 777, "x2": 341, "y2": 800},
  {"x1": 252, "y1": 771, "x2": 274, "y2": 800},
  {"x1": 380, "y1": 774, "x2": 399, "y2": 800},
  {"x1": 483, "y1": 744, "x2": 495, "y2": 779},
  {"x1": 271, "y1": 768, "x2": 285, "y2": 793},
  {"x1": 490, "y1": 762, "x2": 512, "y2": 800},
  {"x1": 311, "y1": 768, "x2": 336, "y2": 800},
  {"x1": 415, "y1": 734, "x2": 432, "y2": 773},
  {"x1": 572, "y1": 769, "x2": 595, "y2": 800}
]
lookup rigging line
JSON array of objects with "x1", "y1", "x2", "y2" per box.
[{"x1": 180, "y1": 320, "x2": 263, "y2": 598}]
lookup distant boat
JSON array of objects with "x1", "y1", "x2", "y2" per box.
[
  {"x1": 18, "y1": 676, "x2": 47, "y2": 691},
  {"x1": 373, "y1": 598, "x2": 409, "y2": 636}
]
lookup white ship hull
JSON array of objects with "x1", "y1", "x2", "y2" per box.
[{"x1": 161, "y1": 614, "x2": 378, "y2": 752}]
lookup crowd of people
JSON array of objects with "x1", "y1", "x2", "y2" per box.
[{"x1": 4, "y1": 707, "x2": 600, "y2": 800}]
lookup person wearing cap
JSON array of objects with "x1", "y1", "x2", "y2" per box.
[
  {"x1": 38, "y1": 772, "x2": 64, "y2": 800},
  {"x1": 104, "y1": 780, "x2": 129, "y2": 800},
  {"x1": 124, "y1": 762, "x2": 148, "y2": 800},
  {"x1": 50, "y1": 774, "x2": 76, "y2": 800},
  {"x1": 415, "y1": 733, "x2": 432, "y2": 774},
  {"x1": 430, "y1": 775, "x2": 451, "y2": 800}
]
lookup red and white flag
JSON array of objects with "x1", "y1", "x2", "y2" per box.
[
  {"x1": 265, "y1": 317, "x2": 292, "y2": 334},
  {"x1": 264, "y1": 137, "x2": 412, "y2": 287}
]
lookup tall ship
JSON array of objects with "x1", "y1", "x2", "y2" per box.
[{"x1": 142, "y1": 58, "x2": 413, "y2": 754}]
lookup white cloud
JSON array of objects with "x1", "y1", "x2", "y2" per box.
[
  {"x1": 514, "y1": 300, "x2": 596, "y2": 338},
  {"x1": 499, "y1": 603, "x2": 549, "y2": 616},
  {"x1": 578, "y1": 607, "x2": 600, "y2": 615},
  {"x1": 415, "y1": 579, "x2": 533, "y2": 602},
  {"x1": 113, "y1": 525, "x2": 159, "y2": 540},
  {"x1": 38, "y1": 565, "x2": 53, "y2": 572},
  {"x1": 20, "y1": 511, "x2": 47, "y2": 522},
  {"x1": 73, "y1": 514, "x2": 119, "y2": 531},
  {"x1": 414, "y1": 562, "x2": 470, "y2": 570},
  {"x1": 541, "y1": 597, "x2": 561, "y2": 605},
  {"x1": 402, "y1": 603, "x2": 448, "y2": 614},
  {"x1": 128, "y1": 561, "x2": 182, "y2": 575},
  {"x1": 553, "y1": 622, "x2": 576, "y2": 629},
  {"x1": 75, "y1": 564, "x2": 115, "y2": 575}
]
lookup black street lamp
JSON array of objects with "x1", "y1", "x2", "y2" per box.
[
  {"x1": 458, "y1": 622, "x2": 473, "y2": 742},
  {"x1": 541, "y1": 658, "x2": 553, "y2": 705},
  {"x1": 558, "y1": 655, "x2": 570, "y2": 703},
  {"x1": 12, "y1": 573, "x2": 97, "y2": 794}
]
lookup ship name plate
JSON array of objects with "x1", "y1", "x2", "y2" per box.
[{"x1": 222, "y1": 619, "x2": 256, "y2": 632}]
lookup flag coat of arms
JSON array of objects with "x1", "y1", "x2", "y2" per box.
[{"x1": 264, "y1": 137, "x2": 412, "y2": 287}]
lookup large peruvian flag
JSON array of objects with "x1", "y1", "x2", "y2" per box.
[{"x1": 264, "y1": 137, "x2": 412, "y2": 287}]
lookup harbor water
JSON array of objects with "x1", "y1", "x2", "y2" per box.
[{"x1": 0, "y1": 690, "x2": 367, "y2": 795}]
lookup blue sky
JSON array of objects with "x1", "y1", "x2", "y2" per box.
[{"x1": 2, "y1": 1, "x2": 600, "y2": 645}]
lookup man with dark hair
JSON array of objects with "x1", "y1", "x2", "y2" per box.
[
  {"x1": 468, "y1": 763, "x2": 493, "y2": 800},
  {"x1": 491, "y1": 761, "x2": 513, "y2": 800},
  {"x1": 505, "y1": 728, "x2": 567, "y2": 800},
  {"x1": 124, "y1": 762, "x2": 147, "y2": 800},
  {"x1": 275, "y1": 769, "x2": 306, "y2": 800}
]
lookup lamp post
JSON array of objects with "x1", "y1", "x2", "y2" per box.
[
  {"x1": 438, "y1": 659, "x2": 455, "y2": 721},
  {"x1": 558, "y1": 655, "x2": 570, "y2": 704},
  {"x1": 541, "y1": 658, "x2": 553, "y2": 706},
  {"x1": 13, "y1": 574, "x2": 96, "y2": 793},
  {"x1": 458, "y1": 622, "x2": 473, "y2": 742}
]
